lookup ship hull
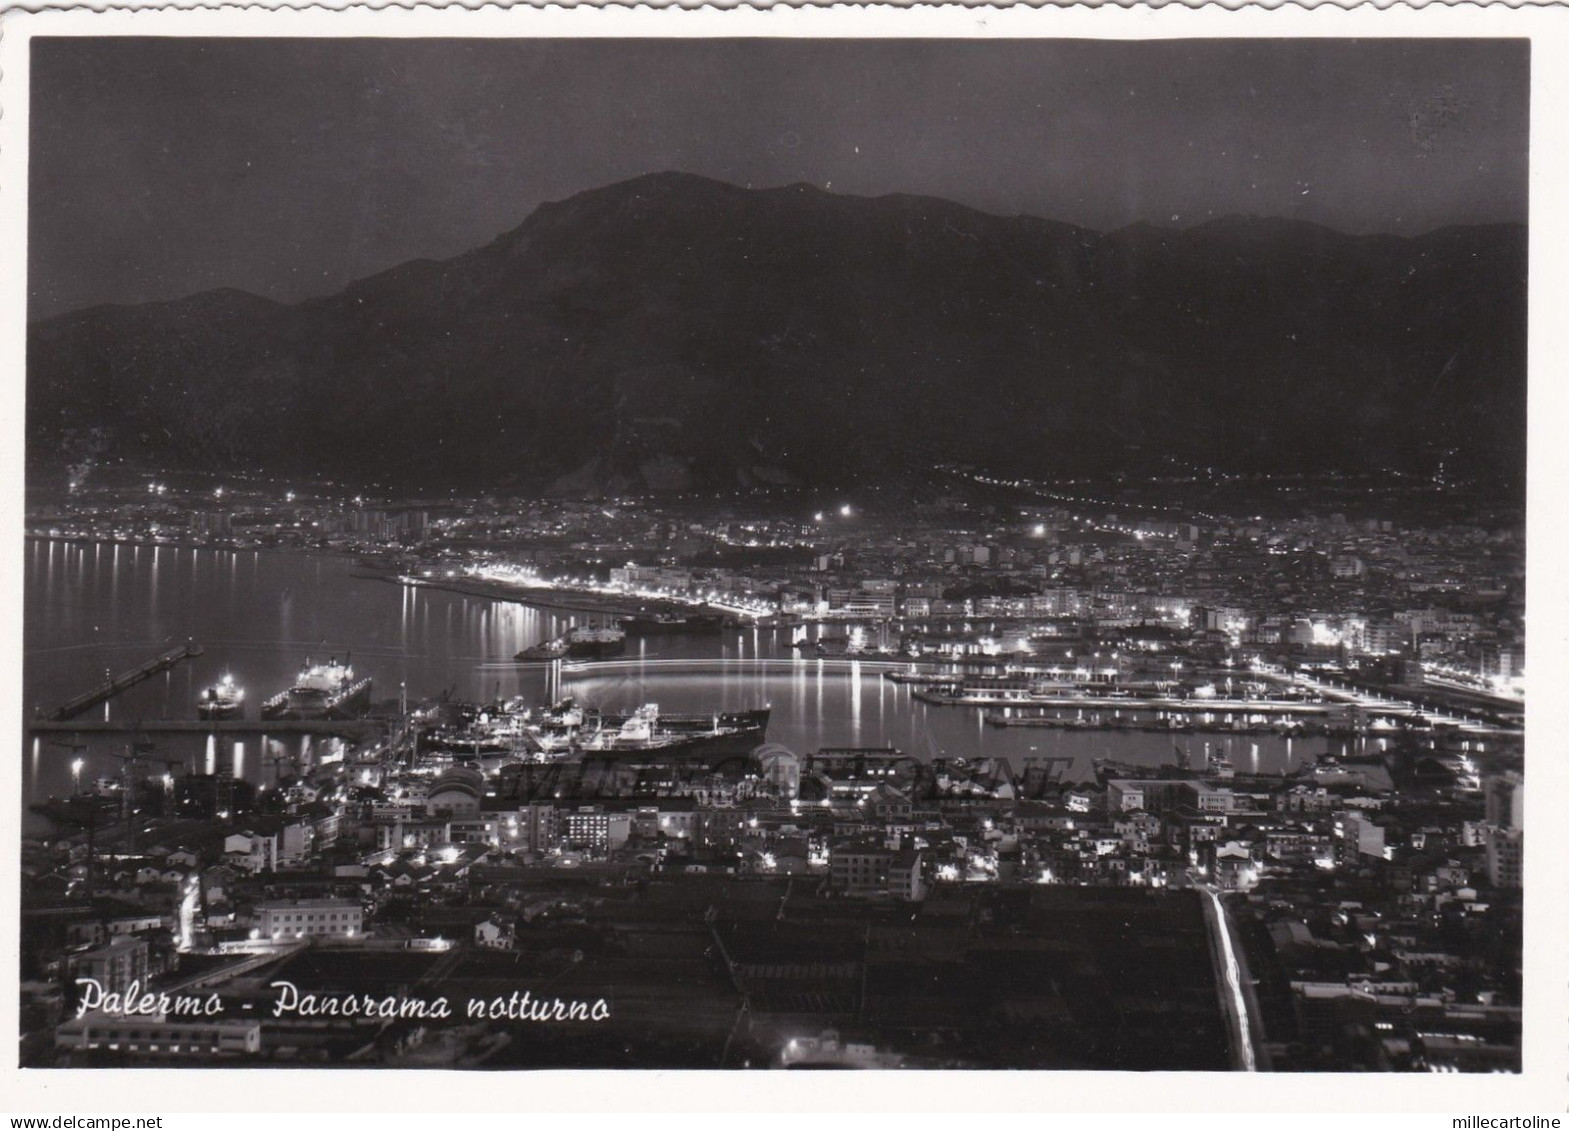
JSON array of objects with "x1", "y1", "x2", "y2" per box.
[
  {"x1": 601, "y1": 707, "x2": 771, "y2": 735},
  {"x1": 420, "y1": 731, "x2": 516, "y2": 756},
  {"x1": 261, "y1": 679, "x2": 373, "y2": 720},
  {"x1": 571, "y1": 711, "x2": 770, "y2": 768},
  {"x1": 515, "y1": 643, "x2": 568, "y2": 663},
  {"x1": 566, "y1": 639, "x2": 626, "y2": 660}
]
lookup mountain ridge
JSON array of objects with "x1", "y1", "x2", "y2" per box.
[
  {"x1": 32, "y1": 172, "x2": 1525, "y2": 328},
  {"x1": 28, "y1": 173, "x2": 1527, "y2": 495}
]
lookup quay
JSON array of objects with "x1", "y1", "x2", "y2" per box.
[
  {"x1": 27, "y1": 718, "x2": 384, "y2": 738},
  {"x1": 913, "y1": 690, "x2": 1341, "y2": 713},
  {"x1": 46, "y1": 642, "x2": 204, "y2": 721},
  {"x1": 986, "y1": 711, "x2": 1357, "y2": 736}
]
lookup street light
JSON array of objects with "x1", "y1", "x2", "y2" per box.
[{"x1": 71, "y1": 758, "x2": 84, "y2": 794}]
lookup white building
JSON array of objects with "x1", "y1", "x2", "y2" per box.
[
  {"x1": 1486, "y1": 828, "x2": 1523, "y2": 890},
  {"x1": 223, "y1": 831, "x2": 278, "y2": 873},
  {"x1": 1337, "y1": 812, "x2": 1386, "y2": 863},
  {"x1": 254, "y1": 897, "x2": 363, "y2": 940},
  {"x1": 56, "y1": 1012, "x2": 260, "y2": 1059}
]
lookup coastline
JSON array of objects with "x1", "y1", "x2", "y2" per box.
[{"x1": 367, "y1": 570, "x2": 732, "y2": 623}]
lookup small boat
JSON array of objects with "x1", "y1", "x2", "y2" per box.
[{"x1": 197, "y1": 673, "x2": 245, "y2": 719}]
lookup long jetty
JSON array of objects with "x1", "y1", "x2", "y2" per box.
[
  {"x1": 28, "y1": 718, "x2": 384, "y2": 738},
  {"x1": 47, "y1": 642, "x2": 204, "y2": 721}
]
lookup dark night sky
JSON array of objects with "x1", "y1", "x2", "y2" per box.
[{"x1": 28, "y1": 36, "x2": 1528, "y2": 320}]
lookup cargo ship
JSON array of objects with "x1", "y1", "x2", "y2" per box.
[
  {"x1": 565, "y1": 625, "x2": 626, "y2": 659},
  {"x1": 197, "y1": 673, "x2": 245, "y2": 720},
  {"x1": 533, "y1": 702, "x2": 770, "y2": 766},
  {"x1": 260, "y1": 657, "x2": 372, "y2": 720}
]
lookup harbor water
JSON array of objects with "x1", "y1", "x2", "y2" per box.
[{"x1": 22, "y1": 540, "x2": 1372, "y2": 818}]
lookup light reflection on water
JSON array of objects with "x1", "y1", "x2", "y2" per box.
[{"x1": 23, "y1": 540, "x2": 1362, "y2": 819}]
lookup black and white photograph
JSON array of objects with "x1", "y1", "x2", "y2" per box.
[{"x1": 4, "y1": 10, "x2": 1554, "y2": 1100}]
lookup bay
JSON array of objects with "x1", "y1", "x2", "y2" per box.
[{"x1": 22, "y1": 539, "x2": 1364, "y2": 820}]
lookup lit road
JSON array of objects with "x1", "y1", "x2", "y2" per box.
[
  {"x1": 1198, "y1": 883, "x2": 1261, "y2": 1072},
  {"x1": 1274, "y1": 669, "x2": 1516, "y2": 737},
  {"x1": 1417, "y1": 669, "x2": 1525, "y2": 710},
  {"x1": 553, "y1": 657, "x2": 907, "y2": 675}
]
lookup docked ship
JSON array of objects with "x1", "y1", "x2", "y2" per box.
[
  {"x1": 197, "y1": 673, "x2": 245, "y2": 720},
  {"x1": 260, "y1": 657, "x2": 372, "y2": 720},
  {"x1": 565, "y1": 625, "x2": 626, "y2": 659},
  {"x1": 525, "y1": 699, "x2": 588, "y2": 755},
  {"x1": 420, "y1": 728, "x2": 522, "y2": 760},
  {"x1": 1205, "y1": 744, "x2": 1236, "y2": 779},
  {"x1": 619, "y1": 612, "x2": 728, "y2": 636},
  {"x1": 417, "y1": 702, "x2": 530, "y2": 761},
  {"x1": 533, "y1": 702, "x2": 770, "y2": 765}
]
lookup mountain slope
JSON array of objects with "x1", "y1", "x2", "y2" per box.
[{"x1": 27, "y1": 172, "x2": 1527, "y2": 494}]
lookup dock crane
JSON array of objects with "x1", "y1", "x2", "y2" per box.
[{"x1": 92, "y1": 712, "x2": 159, "y2": 856}]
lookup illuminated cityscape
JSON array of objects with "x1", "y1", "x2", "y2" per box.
[
  {"x1": 20, "y1": 459, "x2": 1524, "y2": 1070},
  {"x1": 20, "y1": 35, "x2": 1526, "y2": 1074}
]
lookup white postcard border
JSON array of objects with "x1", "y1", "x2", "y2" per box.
[{"x1": 1, "y1": 2, "x2": 1564, "y2": 1113}]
